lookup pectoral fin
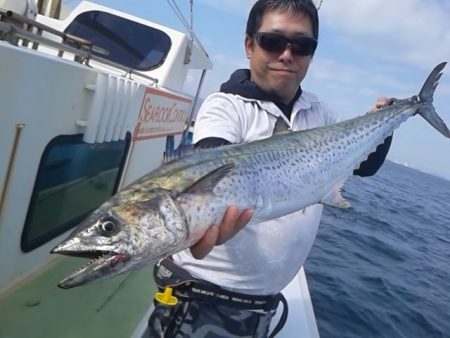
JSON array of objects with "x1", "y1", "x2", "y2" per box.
[
  {"x1": 182, "y1": 163, "x2": 234, "y2": 195},
  {"x1": 321, "y1": 185, "x2": 351, "y2": 208}
]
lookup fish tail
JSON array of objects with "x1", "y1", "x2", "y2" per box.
[{"x1": 417, "y1": 62, "x2": 450, "y2": 138}]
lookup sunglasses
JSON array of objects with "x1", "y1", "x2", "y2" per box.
[{"x1": 254, "y1": 32, "x2": 317, "y2": 56}]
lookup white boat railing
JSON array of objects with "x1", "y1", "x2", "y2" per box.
[{"x1": 0, "y1": 9, "x2": 159, "y2": 84}]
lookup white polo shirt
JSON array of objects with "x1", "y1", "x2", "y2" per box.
[{"x1": 173, "y1": 90, "x2": 336, "y2": 295}]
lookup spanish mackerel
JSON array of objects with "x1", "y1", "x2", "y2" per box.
[{"x1": 52, "y1": 62, "x2": 450, "y2": 288}]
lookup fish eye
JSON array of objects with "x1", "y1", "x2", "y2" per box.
[{"x1": 99, "y1": 218, "x2": 120, "y2": 236}]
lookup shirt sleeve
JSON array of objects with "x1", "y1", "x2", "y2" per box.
[{"x1": 193, "y1": 93, "x2": 243, "y2": 144}]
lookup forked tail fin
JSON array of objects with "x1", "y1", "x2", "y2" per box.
[{"x1": 417, "y1": 62, "x2": 450, "y2": 138}]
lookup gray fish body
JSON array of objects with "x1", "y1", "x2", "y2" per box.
[
  {"x1": 52, "y1": 62, "x2": 450, "y2": 288},
  {"x1": 144, "y1": 97, "x2": 424, "y2": 230}
]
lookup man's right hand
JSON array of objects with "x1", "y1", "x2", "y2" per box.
[{"x1": 190, "y1": 206, "x2": 253, "y2": 259}]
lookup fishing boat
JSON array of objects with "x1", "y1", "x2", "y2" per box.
[{"x1": 0, "y1": 1, "x2": 319, "y2": 336}]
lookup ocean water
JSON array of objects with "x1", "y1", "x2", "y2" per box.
[{"x1": 305, "y1": 160, "x2": 450, "y2": 338}]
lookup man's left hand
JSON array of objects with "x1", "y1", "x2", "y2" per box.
[{"x1": 369, "y1": 96, "x2": 391, "y2": 113}]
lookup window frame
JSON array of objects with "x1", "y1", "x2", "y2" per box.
[
  {"x1": 64, "y1": 10, "x2": 172, "y2": 71},
  {"x1": 21, "y1": 133, "x2": 131, "y2": 252}
]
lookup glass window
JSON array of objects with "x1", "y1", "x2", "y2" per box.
[
  {"x1": 64, "y1": 11, "x2": 172, "y2": 71},
  {"x1": 21, "y1": 134, "x2": 130, "y2": 252}
]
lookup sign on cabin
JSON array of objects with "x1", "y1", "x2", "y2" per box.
[{"x1": 134, "y1": 87, "x2": 192, "y2": 141}]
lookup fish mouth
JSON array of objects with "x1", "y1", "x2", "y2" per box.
[
  {"x1": 52, "y1": 248, "x2": 121, "y2": 259},
  {"x1": 51, "y1": 248, "x2": 131, "y2": 289}
]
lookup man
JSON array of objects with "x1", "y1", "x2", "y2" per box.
[{"x1": 148, "y1": 0, "x2": 391, "y2": 337}]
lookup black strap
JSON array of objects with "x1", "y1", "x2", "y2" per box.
[
  {"x1": 269, "y1": 294, "x2": 288, "y2": 338},
  {"x1": 154, "y1": 258, "x2": 289, "y2": 335},
  {"x1": 154, "y1": 258, "x2": 281, "y2": 311},
  {"x1": 187, "y1": 281, "x2": 282, "y2": 312},
  {"x1": 154, "y1": 257, "x2": 195, "y2": 287}
]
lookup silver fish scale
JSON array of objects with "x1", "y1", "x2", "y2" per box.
[
  {"x1": 109, "y1": 98, "x2": 421, "y2": 231},
  {"x1": 177, "y1": 101, "x2": 421, "y2": 226},
  {"x1": 91, "y1": 99, "x2": 423, "y2": 239}
]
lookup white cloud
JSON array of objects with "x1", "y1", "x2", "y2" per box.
[
  {"x1": 320, "y1": 0, "x2": 450, "y2": 68},
  {"x1": 196, "y1": 0, "x2": 253, "y2": 17},
  {"x1": 183, "y1": 52, "x2": 249, "y2": 97},
  {"x1": 196, "y1": 0, "x2": 326, "y2": 15},
  {"x1": 201, "y1": 53, "x2": 249, "y2": 95},
  {"x1": 308, "y1": 57, "x2": 414, "y2": 99}
]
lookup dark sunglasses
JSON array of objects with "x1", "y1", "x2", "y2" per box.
[{"x1": 254, "y1": 32, "x2": 317, "y2": 56}]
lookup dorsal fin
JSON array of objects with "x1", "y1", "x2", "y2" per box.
[
  {"x1": 273, "y1": 116, "x2": 292, "y2": 135},
  {"x1": 163, "y1": 144, "x2": 195, "y2": 164}
]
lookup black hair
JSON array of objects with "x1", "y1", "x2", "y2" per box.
[{"x1": 246, "y1": 0, "x2": 319, "y2": 40}]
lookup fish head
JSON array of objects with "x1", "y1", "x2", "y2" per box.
[{"x1": 52, "y1": 192, "x2": 188, "y2": 289}]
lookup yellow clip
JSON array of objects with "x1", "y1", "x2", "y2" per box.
[{"x1": 155, "y1": 287, "x2": 178, "y2": 306}]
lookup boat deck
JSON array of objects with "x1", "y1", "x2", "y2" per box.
[
  {"x1": 0, "y1": 258, "x2": 318, "y2": 337},
  {"x1": 0, "y1": 258, "x2": 156, "y2": 338},
  {"x1": 273, "y1": 267, "x2": 320, "y2": 337}
]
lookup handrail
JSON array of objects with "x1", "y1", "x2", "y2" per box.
[
  {"x1": 0, "y1": 124, "x2": 25, "y2": 217},
  {"x1": 0, "y1": 10, "x2": 159, "y2": 84},
  {"x1": 1, "y1": 10, "x2": 103, "y2": 51}
]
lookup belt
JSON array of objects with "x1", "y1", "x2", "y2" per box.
[{"x1": 153, "y1": 258, "x2": 288, "y2": 337}]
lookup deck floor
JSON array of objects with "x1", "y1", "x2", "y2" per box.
[{"x1": 0, "y1": 258, "x2": 156, "y2": 338}]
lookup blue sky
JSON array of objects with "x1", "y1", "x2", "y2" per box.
[{"x1": 67, "y1": 0, "x2": 450, "y2": 180}]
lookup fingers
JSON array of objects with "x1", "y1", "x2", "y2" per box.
[
  {"x1": 375, "y1": 96, "x2": 390, "y2": 109},
  {"x1": 216, "y1": 207, "x2": 253, "y2": 245},
  {"x1": 189, "y1": 206, "x2": 254, "y2": 259},
  {"x1": 369, "y1": 96, "x2": 390, "y2": 113},
  {"x1": 190, "y1": 225, "x2": 219, "y2": 259}
]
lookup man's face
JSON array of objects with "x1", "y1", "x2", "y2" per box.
[{"x1": 245, "y1": 10, "x2": 315, "y2": 104}]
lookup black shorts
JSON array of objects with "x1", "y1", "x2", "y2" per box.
[
  {"x1": 145, "y1": 259, "x2": 287, "y2": 338},
  {"x1": 147, "y1": 297, "x2": 275, "y2": 338}
]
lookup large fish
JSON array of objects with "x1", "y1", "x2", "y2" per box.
[{"x1": 52, "y1": 62, "x2": 450, "y2": 289}]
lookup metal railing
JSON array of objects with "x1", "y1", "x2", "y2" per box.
[{"x1": 0, "y1": 10, "x2": 159, "y2": 84}]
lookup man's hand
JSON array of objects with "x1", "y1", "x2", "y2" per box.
[
  {"x1": 369, "y1": 96, "x2": 391, "y2": 113},
  {"x1": 190, "y1": 206, "x2": 254, "y2": 259}
]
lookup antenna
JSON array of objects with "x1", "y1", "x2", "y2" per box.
[
  {"x1": 165, "y1": 0, "x2": 208, "y2": 60},
  {"x1": 315, "y1": 0, "x2": 324, "y2": 10},
  {"x1": 165, "y1": 0, "x2": 191, "y2": 33}
]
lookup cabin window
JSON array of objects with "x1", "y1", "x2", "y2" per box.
[
  {"x1": 21, "y1": 134, "x2": 130, "y2": 252},
  {"x1": 64, "y1": 11, "x2": 172, "y2": 71}
]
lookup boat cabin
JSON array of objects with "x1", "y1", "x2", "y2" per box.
[{"x1": 0, "y1": 1, "x2": 211, "y2": 336}]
